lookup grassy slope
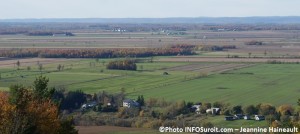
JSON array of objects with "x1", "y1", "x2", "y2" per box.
[{"x1": 131, "y1": 64, "x2": 300, "y2": 106}]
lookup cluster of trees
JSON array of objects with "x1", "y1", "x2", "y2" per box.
[
  {"x1": 199, "y1": 45, "x2": 236, "y2": 51},
  {"x1": 0, "y1": 46, "x2": 195, "y2": 58},
  {"x1": 107, "y1": 60, "x2": 137, "y2": 71},
  {"x1": 0, "y1": 76, "x2": 77, "y2": 134},
  {"x1": 27, "y1": 31, "x2": 74, "y2": 36},
  {"x1": 53, "y1": 90, "x2": 86, "y2": 111},
  {"x1": 244, "y1": 40, "x2": 264, "y2": 45}
]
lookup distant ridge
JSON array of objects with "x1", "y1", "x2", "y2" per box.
[{"x1": 1, "y1": 16, "x2": 300, "y2": 24}]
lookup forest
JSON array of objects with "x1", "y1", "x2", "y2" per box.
[{"x1": 0, "y1": 45, "x2": 196, "y2": 58}]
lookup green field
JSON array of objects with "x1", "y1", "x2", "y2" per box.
[
  {"x1": 132, "y1": 63, "x2": 300, "y2": 106},
  {"x1": 0, "y1": 58, "x2": 300, "y2": 106}
]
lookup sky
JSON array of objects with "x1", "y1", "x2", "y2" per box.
[{"x1": 0, "y1": 0, "x2": 300, "y2": 19}]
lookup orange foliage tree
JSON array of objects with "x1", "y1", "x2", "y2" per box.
[
  {"x1": 0, "y1": 76, "x2": 78, "y2": 134},
  {"x1": 0, "y1": 89, "x2": 60, "y2": 134}
]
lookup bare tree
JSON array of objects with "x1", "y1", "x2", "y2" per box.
[
  {"x1": 16, "y1": 60, "x2": 21, "y2": 70},
  {"x1": 38, "y1": 64, "x2": 43, "y2": 74}
]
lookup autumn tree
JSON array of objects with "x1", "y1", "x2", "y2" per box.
[
  {"x1": 0, "y1": 76, "x2": 78, "y2": 134},
  {"x1": 243, "y1": 105, "x2": 259, "y2": 115},
  {"x1": 277, "y1": 104, "x2": 294, "y2": 116},
  {"x1": 1, "y1": 85, "x2": 60, "y2": 134},
  {"x1": 257, "y1": 103, "x2": 276, "y2": 115}
]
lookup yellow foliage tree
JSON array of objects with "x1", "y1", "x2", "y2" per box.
[
  {"x1": 277, "y1": 104, "x2": 294, "y2": 115},
  {"x1": 0, "y1": 90, "x2": 60, "y2": 134}
]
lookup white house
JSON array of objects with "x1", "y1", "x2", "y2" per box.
[
  {"x1": 123, "y1": 99, "x2": 140, "y2": 108},
  {"x1": 191, "y1": 104, "x2": 201, "y2": 114}
]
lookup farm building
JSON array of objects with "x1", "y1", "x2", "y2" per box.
[
  {"x1": 225, "y1": 116, "x2": 234, "y2": 121},
  {"x1": 190, "y1": 104, "x2": 202, "y2": 114},
  {"x1": 244, "y1": 115, "x2": 251, "y2": 120},
  {"x1": 234, "y1": 114, "x2": 244, "y2": 119},
  {"x1": 255, "y1": 115, "x2": 265, "y2": 121},
  {"x1": 123, "y1": 99, "x2": 140, "y2": 108}
]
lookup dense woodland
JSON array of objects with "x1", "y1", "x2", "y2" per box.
[{"x1": 0, "y1": 45, "x2": 196, "y2": 58}]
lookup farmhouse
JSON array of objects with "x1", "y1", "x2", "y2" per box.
[
  {"x1": 81, "y1": 101, "x2": 97, "y2": 109},
  {"x1": 190, "y1": 104, "x2": 202, "y2": 114},
  {"x1": 206, "y1": 108, "x2": 220, "y2": 115},
  {"x1": 123, "y1": 99, "x2": 140, "y2": 108}
]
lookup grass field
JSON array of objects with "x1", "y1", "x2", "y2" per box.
[
  {"x1": 131, "y1": 63, "x2": 300, "y2": 106},
  {"x1": 0, "y1": 57, "x2": 300, "y2": 106},
  {"x1": 1, "y1": 29, "x2": 300, "y2": 132}
]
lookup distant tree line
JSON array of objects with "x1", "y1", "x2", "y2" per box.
[
  {"x1": 199, "y1": 45, "x2": 236, "y2": 51},
  {"x1": 27, "y1": 31, "x2": 74, "y2": 36},
  {"x1": 0, "y1": 45, "x2": 195, "y2": 58},
  {"x1": 2, "y1": 23, "x2": 300, "y2": 35},
  {"x1": 244, "y1": 40, "x2": 263, "y2": 45}
]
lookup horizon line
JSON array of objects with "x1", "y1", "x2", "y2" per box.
[{"x1": 1, "y1": 16, "x2": 300, "y2": 20}]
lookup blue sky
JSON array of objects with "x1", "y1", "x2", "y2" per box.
[{"x1": 0, "y1": 0, "x2": 299, "y2": 19}]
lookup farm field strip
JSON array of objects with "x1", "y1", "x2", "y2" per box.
[
  {"x1": 166, "y1": 63, "x2": 223, "y2": 71},
  {"x1": 159, "y1": 57, "x2": 300, "y2": 63},
  {"x1": 0, "y1": 58, "x2": 75, "y2": 68},
  {"x1": 198, "y1": 63, "x2": 254, "y2": 73},
  {"x1": 165, "y1": 63, "x2": 255, "y2": 74}
]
